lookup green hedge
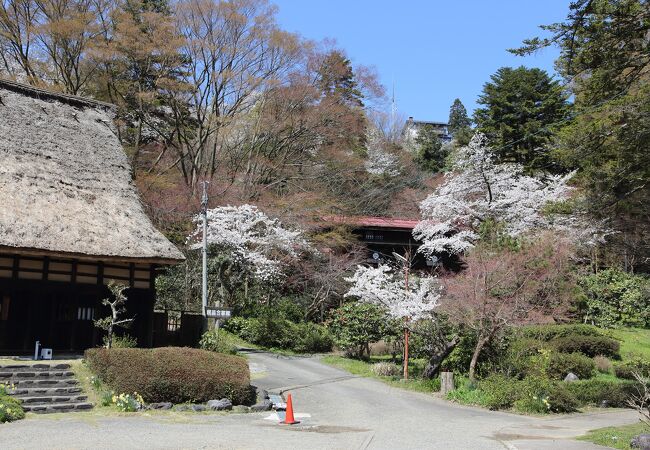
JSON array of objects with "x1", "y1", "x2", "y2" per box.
[
  {"x1": 85, "y1": 347, "x2": 254, "y2": 405},
  {"x1": 613, "y1": 357, "x2": 650, "y2": 380},
  {"x1": 552, "y1": 335, "x2": 620, "y2": 358},
  {"x1": 547, "y1": 352, "x2": 595, "y2": 380},
  {"x1": 224, "y1": 316, "x2": 333, "y2": 353},
  {"x1": 475, "y1": 375, "x2": 579, "y2": 413},
  {"x1": 566, "y1": 379, "x2": 637, "y2": 407}
]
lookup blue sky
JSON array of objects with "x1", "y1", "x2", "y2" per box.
[{"x1": 273, "y1": 0, "x2": 569, "y2": 123}]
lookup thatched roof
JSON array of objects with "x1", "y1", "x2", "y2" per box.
[{"x1": 0, "y1": 79, "x2": 184, "y2": 264}]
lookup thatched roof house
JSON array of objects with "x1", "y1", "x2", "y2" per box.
[
  {"x1": 0, "y1": 79, "x2": 183, "y2": 263},
  {"x1": 0, "y1": 79, "x2": 184, "y2": 353}
]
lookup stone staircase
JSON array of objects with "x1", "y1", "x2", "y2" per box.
[{"x1": 0, "y1": 363, "x2": 93, "y2": 413}]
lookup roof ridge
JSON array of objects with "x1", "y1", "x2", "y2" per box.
[{"x1": 0, "y1": 78, "x2": 115, "y2": 111}]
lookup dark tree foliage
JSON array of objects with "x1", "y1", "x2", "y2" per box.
[
  {"x1": 414, "y1": 124, "x2": 447, "y2": 173},
  {"x1": 317, "y1": 50, "x2": 364, "y2": 107},
  {"x1": 513, "y1": 0, "x2": 650, "y2": 271},
  {"x1": 448, "y1": 98, "x2": 471, "y2": 136},
  {"x1": 474, "y1": 66, "x2": 571, "y2": 173}
]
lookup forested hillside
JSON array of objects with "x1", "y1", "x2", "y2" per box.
[{"x1": 0, "y1": 0, "x2": 440, "y2": 243}]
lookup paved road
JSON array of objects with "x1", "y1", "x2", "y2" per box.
[{"x1": 0, "y1": 351, "x2": 639, "y2": 450}]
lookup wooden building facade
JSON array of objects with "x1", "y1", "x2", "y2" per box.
[{"x1": 0, "y1": 80, "x2": 184, "y2": 354}]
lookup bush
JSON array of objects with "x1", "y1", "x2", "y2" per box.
[
  {"x1": 566, "y1": 379, "x2": 637, "y2": 407},
  {"x1": 103, "y1": 334, "x2": 137, "y2": 349},
  {"x1": 223, "y1": 317, "x2": 332, "y2": 353},
  {"x1": 547, "y1": 352, "x2": 595, "y2": 380},
  {"x1": 593, "y1": 356, "x2": 613, "y2": 374},
  {"x1": 613, "y1": 357, "x2": 650, "y2": 380},
  {"x1": 546, "y1": 383, "x2": 580, "y2": 413},
  {"x1": 499, "y1": 339, "x2": 552, "y2": 378},
  {"x1": 371, "y1": 362, "x2": 401, "y2": 377},
  {"x1": 327, "y1": 303, "x2": 397, "y2": 359},
  {"x1": 552, "y1": 335, "x2": 620, "y2": 358},
  {"x1": 479, "y1": 374, "x2": 519, "y2": 410},
  {"x1": 85, "y1": 347, "x2": 254, "y2": 405},
  {"x1": 0, "y1": 395, "x2": 24, "y2": 423},
  {"x1": 293, "y1": 322, "x2": 333, "y2": 353},
  {"x1": 579, "y1": 268, "x2": 650, "y2": 328},
  {"x1": 516, "y1": 377, "x2": 579, "y2": 414},
  {"x1": 199, "y1": 330, "x2": 240, "y2": 355}
]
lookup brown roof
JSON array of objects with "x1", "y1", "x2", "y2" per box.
[
  {"x1": 323, "y1": 215, "x2": 421, "y2": 230},
  {"x1": 0, "y1": 79, "x2": 184, "y2": 264}
]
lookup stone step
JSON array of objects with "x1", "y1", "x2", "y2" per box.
[
  {"x1": 19, "y1": 394, "x2": 88, "y2": 405},
  {"x1": 9, "y1": 386, "x2": 83, "y2": 397},
  {"x1": 23, "y1": 402, "x2": 94, "y2": 414},
  {"x1": 0, "y1": 364, "x2": 71, "y2": 372},
  {"x1": 9, "y1": 379, "x2": 79, "y2": 388},
  {"x1": 0, "y1": 370, "x2": 75, "y2": 380}
]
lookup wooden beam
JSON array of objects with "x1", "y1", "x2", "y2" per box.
[
  {"x1": 11, "y1": 255, "x2": 18, "y2": 280},
  {"x1": 43, "y1": 256, "x2": 49, "y2": 281}
]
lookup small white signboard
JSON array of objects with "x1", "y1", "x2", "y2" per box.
[{"x1": 205, "y1": 307, "x2": 232, "y2": 319}]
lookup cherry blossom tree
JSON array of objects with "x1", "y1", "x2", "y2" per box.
[
  {"x1": 443, "y1": 234, "x2": 575, "y2": 381},
  {"x1": 188, "y1": 204, "x2": 310, "y2": 282},
  {"x1": 345, "y1": 264, "x2": 440, "y2": 377},
  {"x1": 413, "y1": 133, "x2": 575, "y2": 255},
  {"x1": 364, "y1": 125, "x2": 400, "y2": 177},
  {"x1": 344, "y1": 265, "x2": 440, "y2": 320}
]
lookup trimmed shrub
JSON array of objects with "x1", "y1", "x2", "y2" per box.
[
  {"x1": 479, "y1": 374, "x2": 519, "y2": 410},
  {"x1": 613, "y1": 357, "x2": 650, "y2": 380},
  {"x1": 566, "y1": 379, "x2": 637, "y2": 407},
  {"x1": 517, "y1": 376, "x2": 579, "y2": 414},
  {"x1": 517, "y1": 324, "x2": 604, "y2": 341},
  {"x1": 371, "y1": 362, "x2": 401, "y2": 377},
  {"x1": 199, "y1": 329, "x2": 240, "y2": 355},
  {"x1": 547, "y1": 352, "x2": 595, "y2": 380},
  {"x1": 551, "y1": 335, "x2": 620, "y2": 358},
  {"x1": 546, "y1": 383, "x2": 580, "y2": 413},
  {"x1": 85, "y1": 347, "x2": 254, "y2": 405}
]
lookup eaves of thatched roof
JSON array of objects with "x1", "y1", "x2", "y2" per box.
[{"x1": 0, "y1": 79, "x2": 184, "y2": 264}]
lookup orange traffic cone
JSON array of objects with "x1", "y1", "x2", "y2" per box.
[{"x1": 281, "y1": 393, "x2": 300, "y2": 425}]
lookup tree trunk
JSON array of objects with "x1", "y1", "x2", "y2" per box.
[
  {"x1": 423, "y1": 335, "x2": 460, "y2": 379},
  {"x1": 468, "y1": 336, "x2": 489, "y2": 382}
]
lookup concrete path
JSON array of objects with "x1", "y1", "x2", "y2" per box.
[{"x1": 0, "y1": 351, "x2": 639, "y2": 449}]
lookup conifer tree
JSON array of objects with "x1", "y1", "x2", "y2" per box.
[
  {"x1": 448, "y1": 98, "x2": 471, "y2": 135},
  {"x1": 473, "y1": 66, "x2": 570, "y2": 172}
]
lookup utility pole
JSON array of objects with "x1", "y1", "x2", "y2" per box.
[
  {"x1": 201, "y1": 181, "x2": 209, "y2": 333},
  {"x1": 393, "y1": 251, "x2": 411, "y2": 380}
]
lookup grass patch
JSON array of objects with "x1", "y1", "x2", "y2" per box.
[
  {"x1": 603, "y1": 328, "x2": 650, "y2": 361},
  {"x1": 320, "y1": 355, "x2": 440, "y2": 394},
  {"x1": 578, "y1": 422, "x2": 650, "y2": 449}
]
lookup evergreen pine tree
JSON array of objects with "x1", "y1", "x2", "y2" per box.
[
  {"x1": 448, "y1": 98, "x2": 471, "y2": 135},
  {"x1": 474, "y1": 66, "x2": 570, "y2": 172}
]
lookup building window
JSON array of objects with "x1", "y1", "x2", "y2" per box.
[
  {"x1": 364, "y1": 232, "x2": 384, "y2": 241},
  {"x1": 167, "y1": 315, "x2": 181, "y2": 332},
  {"x1": 77, "y1": 307, "x2": 94, "y2": 321}
]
